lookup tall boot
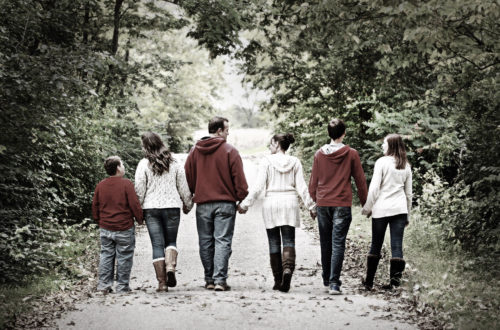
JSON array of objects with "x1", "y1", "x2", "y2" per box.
[
  {"x1": 153, "y1": 259, "x2": 168, "y2": 292},
  {"x1": 383, "y1": 258, "x2": 406, "y2": 289},
  {"x1": 269, "y1": 253, "x2": 283, "y2": 290},
  {"x1": 165, "y1": 247, "x2": 178, "y2": 288},
  {"x1": 362, "y1": 254, "x2": 381, "y2": 290},
  {"x1": 280, "y1": 247, "x2": 296, "y2": 293}
]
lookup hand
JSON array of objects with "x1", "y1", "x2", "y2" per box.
[
  {"x1": 237, "y1": 205, "x2": 247, "y2": 214},
  {"x1": 182, "y1": 204, "x2": 190, "y2": 214},
  {"x1": 365, "y1": 211, "x2": 372, "y2": 218},
  {"x1": 309, "y1": 209, "x2": 317, "y2": 220}
]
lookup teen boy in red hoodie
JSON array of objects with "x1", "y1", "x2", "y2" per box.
[
  {"x1": 92, "y1": 156, "x2": 143, "y2": 293},
  {"x1": 309, "y1": 119, "x2": 368, "y2": 295}
]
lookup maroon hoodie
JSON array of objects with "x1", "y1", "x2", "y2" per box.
[
  {"x1": 308, "y1": 145, "x2": 367, "y2": 207},
  {"x1": 184, "y1": 136, "x2": 248, "y2": 204}
]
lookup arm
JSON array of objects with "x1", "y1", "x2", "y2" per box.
[
  {"x1": 176, "y1": 164, "x2": 194, "y2": 212},
  {"x1": 184, "y1": 148, "x2": 196, "y2": 194},
  {"x1": 308, "y1": 153, "x2": 319, "y2": 202},
  {"x1": 91, "y1": 185, "x2": 100, "y2": 225},
  {"x1": 239, "y1": 158, "x2": 268, "y2": 210},
  {"x1": 405, "y1": 166, "x2": 413, "y2": 220},
  {"x1": 126, "y1": 181, "x2": 144, "y2": 225},
  {"x1": 134, "y1": 160, "x2": 147, "y2": 206},
  {"x1": 230, "y1": 149, "x2": 249, "y2": 202},
  {"x1": 352, "y1": 150, "x2": 368, "y2": 206},
  {"x1": 361, "y1": 159, "x2": 383, "y2": 215},
  {"x1": 295, "y1": 159, "x2": 316, "y2": 210}
]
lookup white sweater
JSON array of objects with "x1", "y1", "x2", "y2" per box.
[
  {"x1": 134, "y1": 158, "x2": 193, "y2": 211},
  {"x1": 240, "y1": 154, "x2": 315, "y2": 229},
  {"x1": 362, "y1": 156, "x2": 412, "y2": 219}
]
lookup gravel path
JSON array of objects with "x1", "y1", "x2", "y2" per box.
[{"x1": 56, "y1": 155, "x2": 416, "y2": 330}]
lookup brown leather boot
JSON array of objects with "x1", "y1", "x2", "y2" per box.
[
  {"x1": 153, "y1": 259, "x2": 168, "y2": 292},
  {"x1": 280, "y1": 247, "x2": 296, "y2": 293},
  {"x1": 165, "y1": 247, "x2": 178, "y2": 287},
  {"x1": 269, "y1": 253, "x2": 283, "y2": 290}
]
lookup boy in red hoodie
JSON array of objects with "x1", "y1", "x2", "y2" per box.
[
  {"x1": 92, "y1": 156, "x2": 143, "y2": 293},
  {"x1": 309, "y1": 119, "x2": 367, "y2": 295}
]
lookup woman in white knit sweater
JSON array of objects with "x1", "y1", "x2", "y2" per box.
[
  {"x1": 135, "y1": 132, "x2": 193, "y2": 292},
  {"x1": 238, "y1": 133, "x2": 315, "y2": 292},
  {"x1": 361, "y1": 133, "x2": 412, "y2": 290}
]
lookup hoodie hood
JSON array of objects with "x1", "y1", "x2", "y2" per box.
[
  {"x1": 195, "y1": 136, "x2": 226, "y2": 155},
  {"x1": 319, "y1": 145, "x2": 351, "y2": 164},
  {"x1": 265, "y1": 154, "x2": 297, "y2": 173}
]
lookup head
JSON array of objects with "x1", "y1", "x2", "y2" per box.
[
  {"x1": 270, "y1": 133, "x2": 295, "y2": 154},
  {"x1": 383, "y1": 134, "x2": 408, "y2": 170},
  {"x1": 208, "y1": 116, "x2": 229, "y2": 140},
  {"x1": 141, "y1": 132, "x2": 173, "y2": 175},
  {"x1": 328, "y1": 118, "x2": 346, "y2": 141},
  {"x1": 104, "y1": 156, "x2": 125, "y2": 177}
]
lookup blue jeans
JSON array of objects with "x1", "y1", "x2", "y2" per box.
[
  {"x1": 266, "y1": 225, "x2": 295, "y2": 254},
  {"x1": 98, "y1": 226, "x2": 135, "y2": 292},
  {"x1": 196, "y1": 202, "x2": 236, "y2": 285},
  {"x1": 369, "y1": 214, "x2": 407, "y2": 259},
  {"x1": 145, "y1": 208, "x2": 181, "y2": 260},
  {"x1": 317, "y1": 206, "x2": 352, "y2": 287}
]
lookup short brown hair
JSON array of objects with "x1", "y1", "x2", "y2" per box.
[
  {"x1": 208, "y1": 116, "x2": 228, "y2": 134},
  {"x1": 104, "y1": 156, "x2": 121, "y2": 175},
  {"x1": 327, "y1": 118, "x2": 346, "y2": 140}
]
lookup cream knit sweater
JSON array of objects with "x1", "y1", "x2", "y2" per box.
[
  {"x1": 134, "y1": 158, "x2": 193, "y2": 211},
  {"x1": 240, "y1": 154, "x2": 315, "y2": 229},
  {"x1": 362, "y1": 156, "x2": 412, "y2": 219}
]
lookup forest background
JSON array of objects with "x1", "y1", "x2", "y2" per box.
[{"x1": 0, "y1": 0, "x2": 498, "y2": 328}]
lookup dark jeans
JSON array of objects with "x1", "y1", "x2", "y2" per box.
[
  {"x1": 196, "y1": 202, "x2": 236, "y2": 285},
  {"x1": 317, "y1": 206, "x2": 352, "y2": 287},
  {"x1": 145, "y1": 208, "x2": 181, "y2": 260},
  {"x1": 266, "y1": 225, "x2": 295, "y2": 254},
  {"x1": 369, "y1": 213, "x2": 407, "y2": 259},
  {"x1": 98, "y1": 226, "x2": 135, "y2": 292}
]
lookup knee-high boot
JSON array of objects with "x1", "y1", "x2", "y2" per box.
[
  {"x1": 153, "y1": 259, "x2": 168, "y2": 292},
  {"x1": 270, "y1": 253, "x2": 283, "y2": 290},
  {"x1": 362, "y1": 254, "x2": 381, "y2": 290},
  {"x1": 280, "y1": 247, "x2": 296, "y2": 293},
  {"x1": 383, "y1": 258, "x2": 406, "y2": 289},
  {"x1": 165, "y1": 247, "x2": 178, "y2": 288}
]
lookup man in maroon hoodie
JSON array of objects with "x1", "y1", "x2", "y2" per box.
[
  {"x1": 309, "y1": 119, "x2": 368, "y2": 295},
  {"x1": 184, "y1": 116, "x2": 248, "y2": 291}
]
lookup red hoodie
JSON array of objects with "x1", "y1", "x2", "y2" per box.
[
  {"x1": 184, "y1": 136, "x2": 248, "y2": 204},
  {"x1": 308, "y1": 145, "x2": 368, "y2": 207}
]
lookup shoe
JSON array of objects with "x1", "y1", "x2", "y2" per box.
[
  {"x1": 97, "y1": 287, "x2": 113, "y2": 295},
  {"x1": 383, "y1": 258, "x2": 406, "y2": 289},
  {"x1": 214, "y1": 283, "x2": 231, "y2": 291},
  {"x1": 328, "y1": 284, "x2": 341, "y2": 295},
  {"x1": 165, "y1": 247, "x2": 178, "y2": 287},
  {"x1": 362, "y1": 254, "x2": 381, "y2": 290},
  {"x1": 153, "y1": 259, "x2": 168, "y2": 292},
  {"x1": 279, "y1": 247, "x2": 296, "y2": 293},
  {"x1": 204, "y1": 282, "x2": 215, "y2": 290},
  {"x1": 269, "y1": 253, "x2": 283, "y2": 290}
]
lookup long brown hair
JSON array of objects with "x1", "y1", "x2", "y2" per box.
[
  {"x1": 385, "y1": 134, "x2": 408, "y2": 170},
  {"x1": 141, "y1": 132, "x2": 173, "y2": 175}
]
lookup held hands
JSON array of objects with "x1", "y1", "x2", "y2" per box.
[
  {"x1": 182, "y1": 204, "x2": 190, "y2": 214},
  {"x1": 309, "y1": 208, "x2": 317, "y2": 220},
  {"x1": 237, "y1": 204, "x2": 247, "y2": 214}
]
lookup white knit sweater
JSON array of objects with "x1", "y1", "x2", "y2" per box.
[
  {"x1": 240, "y1": 154, "x2": 315, "y2": 229},
  {"x1": 134, "y1": 158, "x2": 193, "y2": 211},
  {"x1": 361, "y1": 156, "x2": 412, "y2": 219}
]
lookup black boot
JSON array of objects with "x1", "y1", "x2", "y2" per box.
[
  {"x1": 362, "y1": 254, "x2": 381, "y2": 290},
  {"x1": 270, "y1": 253, "x2": 283, "y2": 290},
  {"x1": 280, "y1": 247, "x2": 296, "y2": 293},
  {"x1": 383, "y1": 258, "x2": 405, "y2": 289}
]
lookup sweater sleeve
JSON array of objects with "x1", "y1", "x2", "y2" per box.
[
  {"x1": 405, "y1": 166, "x2": 413, "y2": 219},
  {"x1": 308, "y1": 153, "x2": 319, "y2": 202},
  {"x1": 184, "y1": 148, "x2": 196, "y2": 194},
  {"x1": 126, "y1": 180, "x2": 144, "y2": 224},
  {"x1": 176, "y1": 163, "x2": 194, "y2": 211},
  {"x1": 134, "y1": 159, "x2": 147, "y2": 206},
  {"x1": 230, "y1": 149, "x2": 249, "y2": 202},
  {"x1": 295, "y1": 159, "x2": 316, "y2": 210},
  {"x1": 91, "y1": 185, "x2": 100, "y2": 224},
  {"x1": 362, "y1": 158, "x2": 383, "y2": 215},
  {"x1": 351, "y1": 150, "x2": 368, "y2": 206},
  {"x1": 239, "y1": 158, "x2": 268, "y2": 210}
]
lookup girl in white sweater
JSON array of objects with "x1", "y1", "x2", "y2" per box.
[
  {"x1": 239, "y1": 133, "x2": 315, "y2": 292},
  {"x1": 135, "y1": 132, "x2": 193, "y2": 292},
  {"x1": 361, "y1": 134, "x2": 412, "y2": 290}
]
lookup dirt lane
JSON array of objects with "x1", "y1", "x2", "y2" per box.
[{"x1": 56, "y1": 156, "x2": 415, "y2": 330}]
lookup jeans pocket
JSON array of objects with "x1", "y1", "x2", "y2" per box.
[
  {"x1": 218, "y1": 203, "x2": 236, "y2": 217},
  {"x1": 337, "y1": 207, "x2": 351, "y2": 219}
]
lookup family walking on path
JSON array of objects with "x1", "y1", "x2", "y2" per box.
[{"x1": 91, "y1": 116, "x2": 413, "y2": 297}]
